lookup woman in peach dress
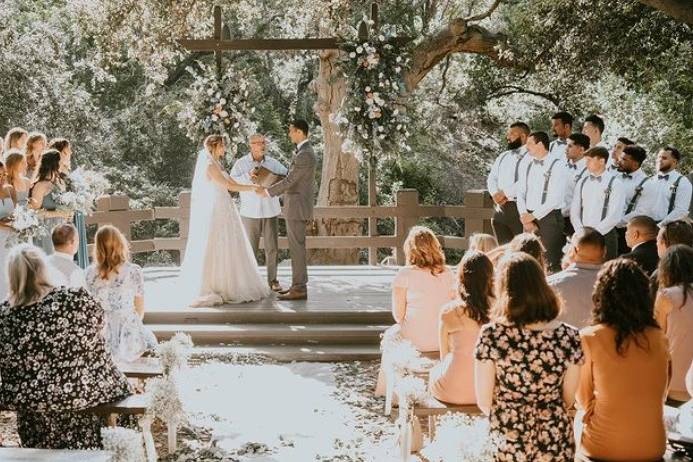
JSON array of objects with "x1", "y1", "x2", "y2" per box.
[
  {"x1": 429, "y1": 250, "x2": 494, "y2": 404},
  {"x1": 375, "y1": 226, "x2": 456, "y2": 395}
]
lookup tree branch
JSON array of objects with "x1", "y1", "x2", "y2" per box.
[
  {"x1": 404, "y1": 18, "x2": 506, "y2": 91},
  {"x1": 638, "y1": 0, "x2": 693, "y2": 25},
  {"x1": 465, "y1": 0, "x2": 502, "y2": 22},
  {"x1": 487, "y1": 85, "x2": 560, "y2": 106},
  {"x1": 164, "y1": 52, "x2": 212, "y2": 87}
]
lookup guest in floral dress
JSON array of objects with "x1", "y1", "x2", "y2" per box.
[
  {"x1": 86, "y1": 225, "x2": 157, "y2": 363},
  {"x1": 0, "y1": 244, "x2": 131, "y2": 448},
  {"x1": 474, "y1": 252, "x2": 584, "y2": 461}
]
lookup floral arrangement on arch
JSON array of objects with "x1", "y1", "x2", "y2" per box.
[
  {"x1": 177, "y1": 64, "x2": 256, "y2": 155},
  {"x1": 335, "y1": 23, "x2": 412, "y2": 161}
]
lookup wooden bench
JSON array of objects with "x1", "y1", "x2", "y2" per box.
[
  {"x1": 0, "y1": 448, "x2": 114, "y2": 461},
  {"x1": 116, "y1": 358, "x2": 164, "y2": 380},
  {"x1": 383, "y1": 351, "x2": 439, "y2": 415}
]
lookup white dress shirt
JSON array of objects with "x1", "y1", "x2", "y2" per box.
[
  {"x1": 517, "y1": 156, "x2": 568, "y2": 220},
  {"x1": 230, "y1": 154, "x2": 288, "y2": 219},
  {"x1": 562, "y1": 158, "x2": 588, "y2": 217},
  {"x1": 47, "y1": 252, "x2": 87, "y2": 289},
  {"x1": 617, "y1": 168, "x2": 658, "y2": 226},
  {"x1": 570, "y1": 170, "x2": 625, "y2": 235},
  {"x1": 296, "y1": 139, "x2": 309, "y2": 151},
  {"x1": 653, "y1": 170, "x2": 693, "y2": 225},
  {"x1": 486, "y1": 147, "x2": 527, "y2": 200},
  {"x1": 549, "y1": 138, "x2": 568, "y2": 161}
]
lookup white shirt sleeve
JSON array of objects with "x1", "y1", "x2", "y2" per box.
[
  {"x1": 516, "y1": 160, "x2": 530, "y2": 215},
  {"x1": 70, "y1": 268, "x2": 87, "y2": 289},
  {"x1": 660, "y1": 176, "x2": 693, "y2": 225},
  {"x1": 594, "y1": 179, "x2": 625, "y2": 235},
  {"x1": 570, "y1": 177, "x2": 586, "y2": 231},
  {"x1": 532, "y1": 162, "x2": 567, "y2": 221},
  {"x1": 230, "y1": 157, "x2": 252, "y2": 183},
  {"x1": 486, "y1": 155, "x2": 502, "y2": 196},
  {"x1": 268, "y1": 157, "x2": 288, "y2": 176}
]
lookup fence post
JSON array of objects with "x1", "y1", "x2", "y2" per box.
[
  {"x1": 394, "y1": 189, "x2": 420, "y2": 265},
  {"x1": 93, "y1": 195, "x2": 133, "y2": 240},
  {"x1": 463, "y1": 190, "x2": 494, "y2": 238}
]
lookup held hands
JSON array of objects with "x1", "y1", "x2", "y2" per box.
[{"x1": 255, "y1": 186, "x2": 270, "y2": 198}]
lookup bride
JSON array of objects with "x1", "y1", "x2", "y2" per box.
[{"x1": 180, "y1": 134, "x2": 271, "y2": 306}]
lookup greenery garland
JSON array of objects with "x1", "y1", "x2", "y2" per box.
[{"x1": 337, "y1": 27, "x2": 411, "y2": 161}]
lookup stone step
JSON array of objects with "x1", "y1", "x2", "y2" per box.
[
  {"x1": 190, "y1": 345, "x2": 382, "y2": 362},
  {"x1": 144, "y1": 308, "x2": 393, "y2": 325},
  {"x1": 149, "y1": 323, "x2": 388, "y2": 345}
]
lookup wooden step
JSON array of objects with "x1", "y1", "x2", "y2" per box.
[
  {"x1": 149, "y1": 323, "x2": 388, "y2": 345},
  {"x1": 191, "y1": 345, "x2": 382, "y2": 362},
  {"x1": 144, "y1": 308, "x2": 393, "y2": 325}
]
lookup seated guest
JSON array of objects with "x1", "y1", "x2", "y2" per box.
[
  {"x1": 429, "y1": 251, "x2": 494, "y2": 405},
  {"x1": 687, "y1": 360, "x2": 693, "y2": 397},
  {"x1": 549, "y1": 227, "x2": 605, "y2": 328},
  {"x1": 467, "y1": 233, "x2": 498, "y2": 253},
  {"x1": 622, "y1": 215, "x2": 659, "y2": 275},
  {"x1": 46, "y1": 223, "x2": 86, "y2": 288},
  {"x1": 474, "y1": 252, "x2": 583, "y2": 461},
  {"x1": 0, "y1": 244, "x2": 131, "y2": 449},
  {"x1": 654, "y1": 244, "x2": 693, "y2": 403},
  {"x1": 577, "y1": 259, "x2": 669, "y2": 461},
  {"x1": 651, "y1": 219, "x2": 693, "y2": 293},
  {"x1": 86, "y1": 225, "x2": 157, "y2": 363},
  {"x1": 509, "y1": 232, "x2": 547, "y2": 271},
  {"x1": 375, "y1": 226, "x2": 455, "y2": 395}
]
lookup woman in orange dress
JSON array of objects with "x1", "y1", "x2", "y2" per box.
[
  {"x1": 577, "y1": 259, "x2": 670, "y2": 461},
  {"x1": 429, "y1": 250, "x2": 494, "y2": 404}
]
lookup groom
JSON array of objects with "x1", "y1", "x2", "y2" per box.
[{"x1": 256, "y1": 119, "x2": 316, "y2": 300}]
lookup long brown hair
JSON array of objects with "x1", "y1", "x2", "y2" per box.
[
  {"x1": 494, "y1": 252, "x2": 561, "y2": 326},
  {"x1": 4, "y1": 151, "x2": 26, "y2": 187},
  {"x1": 454, "y1": 250, "x2": 494, "y2": 324},
  {"x1": 657, "y1": 244, "x2": 693, "y2": 307},
  {"x1": 403, "y1": 226, "x2": 446, "y2": 275},
  {"x1": 93, "y1": 225, "x2": 130, "y2": 279}
]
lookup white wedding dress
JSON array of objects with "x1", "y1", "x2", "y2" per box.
[{"x1": 180, "y1": 149, "x2": 270, "y2": 306}]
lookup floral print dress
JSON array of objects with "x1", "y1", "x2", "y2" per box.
[
  {"x1": 86, "y1": 262, "x2": 158, "y2": 363},
  {"x1": 474, "y1": 322, "x2": 584, "y2": 461},
  {"x1": 0, "y1": 287, "x2": 132, "y2": 448}
]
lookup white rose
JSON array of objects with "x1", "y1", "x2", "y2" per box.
[
  {"x1": 220, "y1": 98, "x2": 227, "y2": 105},
  {"x1": 365, "y1": 86, "x2": 371, "y2": 92},
  {"x1": 220, "y1": 110, "x2": 229, "y2": 118},
  {"x1": 349, "y1": 52, "x2": 356, "y2": 58},
  {"x1": 212, "y1": 115, "x2": 219, "y2": 121},
  {"x1": 356, "y1": 46, "x2": 363, "y2": 53}
]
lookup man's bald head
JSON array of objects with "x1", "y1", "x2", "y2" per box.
[{"x1": 570, "y1": 227, "x2": 606, "y2": 264}]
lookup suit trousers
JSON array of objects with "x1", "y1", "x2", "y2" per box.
[
  {"x1": 604, "y1": 228, "x2": 619, "y2": 261},
  {"x1": 492, "y1": 201, "x2": 523, "y2": 245},
  {"x1": 286, "y1": 219, "x2": 308, "y2": 291},
  {"x1": 615, "y1": 226, "x2": 629, "y2": 256},
  {"x1": 241, "y1": 216, "x2": 279, "y2": 284},
  {"x1": 532, "y1": 209, "x2": 566, "y2": 274}
]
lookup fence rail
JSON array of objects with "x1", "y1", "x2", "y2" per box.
[{"x1": 85, "y1": 189, "x2": 495, "y2": 265}]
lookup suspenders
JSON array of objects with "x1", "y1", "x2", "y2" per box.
[
  {"x1": 497, "y1": 149, "x2": 523, "y2": 183},
  {"x1": 524, "y1": 158, "x2": 560, "y2": 205},
  {"x1": 668, "y1": 176, "x2": 684, "y2": 214},
  {"x1": 575, "y1": 166, "x2": 588, "y2": 183},
  {"x1": 579, "y1": 175, "x2": 617, "y2": 222},
  {"x1": 625, "y1": 176, "x2": 651, "y2": 214}
]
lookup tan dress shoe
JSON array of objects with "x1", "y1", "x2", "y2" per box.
[{"x1": 277, "y1": 289, "x2": 307, "y2": 300}]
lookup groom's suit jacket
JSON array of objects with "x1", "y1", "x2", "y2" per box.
[{"x1": 268, "y1": 141, "x2": 316, "y2": 221}]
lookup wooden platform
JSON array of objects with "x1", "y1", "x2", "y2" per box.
[
  {"x1": 142, "y1": 265, "x2": 395, "y2": 361},
  {"x1": 0, "y1": 449, "x2": 113, "y2": 461}
]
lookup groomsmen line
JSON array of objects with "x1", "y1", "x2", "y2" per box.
[{"x1": 487, "y1": 112, "x2": 692, "y2": 272}]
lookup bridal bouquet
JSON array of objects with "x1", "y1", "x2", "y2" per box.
[
  {"x1": 57, "y1": 168, "x2": 110, "y2": 215},
  {"x1": 5, "y1": 206, "x2": 46, "y2": 248}
]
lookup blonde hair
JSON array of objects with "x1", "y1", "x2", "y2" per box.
[
  {"x1": 7, "y1": 244, "x2": 54, "y2": 307},
  {"x1": 204, "y1": 134, "x2": 226, "y2": 154},
  {"x1": 403, "y1": 226, "x2": 446, "y2": 275},
  {"x1": 468, "y1": 233, "x2": 498, "y2": 253},
  {"x1": 3, "y1": 127, "x2": 28, "y2": 153},
  {"x1": 94, "y1": 225, "x2": 130, "y2": 279},
  {"x1": 4, "y1": 151, "x2": 26, "y2": 185}
]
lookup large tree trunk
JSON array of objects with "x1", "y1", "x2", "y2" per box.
[
  {"x1": 638, "y1": 0, "x2": 693, "y2": 24},
  {"x1": 310, "y1": 48, "x2": 362, "y2": 264}
]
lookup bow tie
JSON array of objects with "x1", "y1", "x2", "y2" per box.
[
  {"x1": 589, "y1": 175, "x2": 602, "y2": 182},
  {"x1": 608, "y1": 165, "x2": 618, "y2": 170},
  {"x1": 555, "y1": 139, "x2": 567, "y2": 145},
  {"x1": 658, "y1": 174, "x2": 669, "y2": 180},
  {"x1": 567, "y1": 163, "x2": 577, "y2": 170},
  {"x1": 622, "y1": 173, "x2": 633, "y2": 179},
  {"x1": 533, "y1": 159, "x2": 545, "y2": 166}
]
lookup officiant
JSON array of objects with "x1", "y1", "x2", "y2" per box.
[{"x1": 230, "y1": 133, "x2": 288, "y2": 292}]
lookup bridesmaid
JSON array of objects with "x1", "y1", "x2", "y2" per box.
[
  {"x1": 49, "y1": 138, "x2": 88, "y2": 268},
  {"x1": 2, "y1": 127, "x2": 28, "y2": 158},
  {"x1": 28, "y1": 150, "x2": 72, "y2": 255},
  {"x1": 25, "y1": 132, "x2": 47, "y2": 181},
  {"x1": 4, "y1": 151, "x2": 31, "y2": 206},
  {"x1": 0, "y1": 161, "x2": 17, "y2": 300}
]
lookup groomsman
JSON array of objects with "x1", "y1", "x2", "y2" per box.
[
  {"x1": 582, "y1": 114, "x2": 607, "y2": 149},
  {"x1": 517, "y1": 131, "x2": 568, "y2": 272},
  {"x1": 652, "y1": 146, "x2": 692, "y2": 226},
  {"x1": 608, "y1": 137, "x2": 634, "y2": 172},
  {"x1": 486, "y1": 122, "x2": 530, "y2": 244},
  {"x1": 570, "y1": 147, "x2": 625, "y2": 260},
  {"x1": 561, "y1": 133, "x2": 591, "y2": 236},
  {"x1": 231, "y1": 133, "x2": 288, "y2": 292},
  {"x1": 615, "y1": 145, "x2": 657, "y2": 254},
  {"x1": 548, "y1": 112, "x2": 573, "y2": 161}
]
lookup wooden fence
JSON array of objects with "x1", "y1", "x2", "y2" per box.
[{"x1": 85, "y1": 189, "x2": 495, "y2": 265}]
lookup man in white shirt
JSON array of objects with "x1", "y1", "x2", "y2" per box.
[
  {"x1": 570, "y1": 146, "x2": 626, "y2": 260},
  {"x1": 548, "y1": 111, "x2": 573, "y2": 161},
  {"x1": 561, "y1": 133, "x2": 591, "y2": 236},
  {"x1": 517, "y1": 131, "x2": 568, "y2": 272},
  {"x1": 230, "y1": 133, "x2": 288, "y2": 292},
  {"x1": 46, "y1": 223, "x2": 86, "y2": 288},
  {"x1": 486, "y1": 122, "x2": 530, "y2": 244},
  {"x1": 582, "y1": 114, "x2": 608, "y2": 149},
  {"x1": 615, "y1": 145, "x2": 657, "y2": 254},
  {"x1": 652, "y1": 146, "x2": 692, "y2": 226}
]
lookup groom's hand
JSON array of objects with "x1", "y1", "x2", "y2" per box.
[{"x1": 256, "y1": 187, "x2": 270, "y2": 198}]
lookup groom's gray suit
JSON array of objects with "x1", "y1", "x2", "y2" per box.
[{"x1": 268, "y1": 140, "x2": 316, "y2": 292}]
